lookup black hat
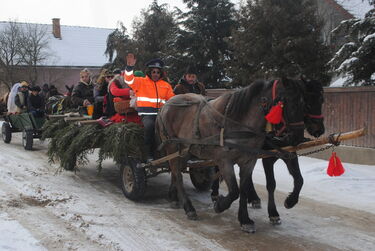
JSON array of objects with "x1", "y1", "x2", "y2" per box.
[
  {"x1": 145, "y1": 58, "x2": 164, "y2": 69},
  {"x1": 30, "y1": 86, "x2": 41, "y2": 92},
  {"x1": 185, "y1": 65, "x2": 198, "y2": 75},
  {"x1": 113, "y1": 68, "x2": 121, "y2": 74}
]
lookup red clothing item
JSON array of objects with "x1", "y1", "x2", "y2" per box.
[
  {"x1": 110, "y1": 113, "x2": 142, "y2": 125},
  {"x1": 109, "y1": 81, "x2": 130, "y2": 97}
]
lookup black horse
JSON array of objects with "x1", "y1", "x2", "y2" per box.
[
  {"x1": 156, "y1": 77, "x2": 307, "y2": 232},
  {"x1": 211, "y1": 77, "x2": 325, "y2": 225}
]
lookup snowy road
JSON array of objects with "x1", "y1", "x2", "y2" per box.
[{"x1": 0, "y1": 132, "x2": 374, "y2": 250}]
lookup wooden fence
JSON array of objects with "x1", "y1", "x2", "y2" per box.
[{"x1": 206, "y1": 86, "x2": 375, "y2": 148}]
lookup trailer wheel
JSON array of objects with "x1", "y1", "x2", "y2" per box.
[
  {"x1": 2, "y1": 122, "x2": 12, "y2": 143},
  {"x1": 189, "y1": 166, "x2": 215, "y2": 191},
  {"x1": 120, "y1": 158, "x2": 146, "y2": 200},
  {"x1": 22, "y1": 129, "x2": 33, "y2": 150}
]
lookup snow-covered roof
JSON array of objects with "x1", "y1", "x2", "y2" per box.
[
  {"x1": 0, "y1": 21, "x2": 114, "y2": 67},
  {"x1": 335, "y1": 0, "x2": 373, "y2": 19}
]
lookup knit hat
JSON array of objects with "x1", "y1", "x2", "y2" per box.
[
  {"x1": 134, "y1": 71, "x2": 145, "y2": 77},
  {"x1": 185, "y1": 65, "x2": 198, "y2": 75},
  {"x1": 30, "y1": 86, "x2": 41, "y2": 92}
]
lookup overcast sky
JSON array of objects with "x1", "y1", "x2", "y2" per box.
[
  {"x1": 1, "y1": 0, "x2": 371, "y2": 32},
  {"x1": 0, "y1": 0, "x2": 190, "y2": 31}
]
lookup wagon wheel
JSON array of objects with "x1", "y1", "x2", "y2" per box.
[
  {"x1": 189, "y1": 166, "x2": 215, "y2": 192},
  {"x1": 120, "y1": 158, "x2": 146, "y2": 200},
  {"x1": 2, "y1": 122, "x2": 12, "y2": 143},
  {"x1": 22, "y1": 129, "x2": 34, "y2": 150}
]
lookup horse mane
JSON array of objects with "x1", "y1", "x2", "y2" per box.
[{"x1": 225, "y1": 80, "x2": 267, "y2": 121}]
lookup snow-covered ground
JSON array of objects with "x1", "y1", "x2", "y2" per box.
[{"x1": 0, "y1": 129, "x2": 374, "y2": 250}]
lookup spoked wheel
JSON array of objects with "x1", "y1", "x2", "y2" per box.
[
  {"x1": 120, "y1": 158, "x2": 146, "y2": 200},
  {"x1": 189, "y1": 166, "x2": 215, "y2": 191},
  {"x1": 22, "y1": 129, "x2": 34, "y2": 150},
  {"x1": 2, "y1": 122, "x2": 12, "y2": 143}
]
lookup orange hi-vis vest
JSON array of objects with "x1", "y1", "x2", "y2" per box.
[{"x1": 124, "y1": 69, "x2": 175, "y2": 115}]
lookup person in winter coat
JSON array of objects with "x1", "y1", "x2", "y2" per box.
[
  {"x1": 40, "y1": 83, "x2": 50, "y2": 102},
  {"x1": 71, "y1": 68, "x2": 94, "y2": 108},
  {"x1": 28, "y1": 86, "x2": 45, "y2": 117},
  {"x1": 14, "y1": 81, "x2": 29, "y2": 113},
  {"x1": 124, "y1": 53, "x2": 175, "y2": 161},
  {"x1": 92, "y1": 69, "x2": 112, "y2": 119},
  {"x1": 173, "y1": 65, "x2": 206, "y2": 96},
  {"x1": 106, "y1": 68, "x2": 141, "y2": 124}
]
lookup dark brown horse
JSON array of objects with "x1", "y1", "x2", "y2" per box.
[
  {"x1": 246, "y1": 77, "x2": 325, "y2": 225},
  {"x1": 155, "y1": 78, "x2": 307, "y2": 232}
]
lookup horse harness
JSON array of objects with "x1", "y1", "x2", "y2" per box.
[
  {"x1": 157, "y1": 81, "x2": 301, "y2": 159},
  {"x1": 262, "y1": 80, "x2": 305, "y2": 137}
]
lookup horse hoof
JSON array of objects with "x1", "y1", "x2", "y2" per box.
[
  {"x1": 211, "y1": 194, "x2": 219, "y2": 202},
  {"x1": 170, "y1": 201, "x2": 180, "y2": 209},
  {"x1": 241, "y1": 224, "x2": 256, "y2": 233},
  {"x1": 269, "y1": 216, "x2": 281, "y2": 225},
  {"x1": 251, "y1": 200, "x2": 261, "y2": 209},
  {"x1": 284, "y1": 195, "x2": 298, "y2": 209},
  {"x1": 213, "y1": 195, "x2": 225, "y2": 213},
  {"x1": 187, "y1": 211, "x2": 198, "y2": 220}
]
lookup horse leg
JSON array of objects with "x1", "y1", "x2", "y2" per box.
[
  {"x1": 262, "y1": 157, "x2": 281, "y2": 225},
  {"x1": 283, "y1": 156, "x2": 303, "y2": 209},
  {"x1": 168, "y1": 174, "x2": 179, "y2": 208},
  {"x1": 169, "y1": 157, "x2": 197, "y2": 220},
  {"x1": 213, "y1": 161, "x2": 239, "y2": 214},
  {"x1": 210, "y1": 166, "x2": 220, "y2": 202},
  {"x1": 247, "y1": 172, "x2": 261, "y2": 209},
  {"x1": 238, "y1": 159, "x2": 257, "y2": 233}
]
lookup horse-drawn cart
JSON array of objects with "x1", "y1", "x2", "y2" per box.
[
  {"x1": 42, "y1": 117, "x2": 217, "y2": 201},
  {"x1": 2, "y1": 113, "x2": 46, "y2": 150},
  {"x1": 120, "y1": 127, "x2": 366, "y2": 201}
]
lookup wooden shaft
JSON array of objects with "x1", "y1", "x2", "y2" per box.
[
  {"x1": 76, "y1": 120, "x2": 98, "y2": 126},
  {"x1": 258, "y1": 127, "x2": 367, "y2": 158},
  {"x1": 149, "y1": 148, "x2": 189, "y2": 166},
  {"x1": 64, "y1": 117, "x2": 90, "y2": 122},
  {"x1": 150, "y1": 128, "x2": 366, "y2": 166}
]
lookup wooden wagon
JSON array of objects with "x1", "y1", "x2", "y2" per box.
[{"x1": 2, "y1": 113, "x2": 46, "y2": 150}]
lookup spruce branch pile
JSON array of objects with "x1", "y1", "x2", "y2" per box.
[{"x1": 42, "y1": 119, "x2": 144, "y2": 171}]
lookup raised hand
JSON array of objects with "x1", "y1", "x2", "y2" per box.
[{"x1": 126, "y1": 53, "x2": 136, "y2": 67}]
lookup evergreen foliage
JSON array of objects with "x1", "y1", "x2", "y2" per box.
[
  {"x1": 131, "y1": 1, "x2": 178, "y2": 73},
  {"x1": 42, "y1": 119, "x2": 144, "y2": 171},
  {"x1": 104, "y1": 23, "x2": 134, "y2": 70},
  {"x1": 230, "y1": 0, "x2": 331, "y2": 86},
  {"x1": 328, "y1": 9, "x2": 375, "y2": 86},
  {"x1": 171, "y1": 0, "x2": 236, "y2": 87}
]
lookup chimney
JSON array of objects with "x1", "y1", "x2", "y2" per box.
[{"x1": 52, "y1": 18, "x2": 61, "y2": 39}]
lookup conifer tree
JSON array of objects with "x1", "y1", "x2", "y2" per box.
[
  {"x1": 328, "y1": 9, "x2": 375, "y2": 86},
  {"x1": 230, "y1": 0, "x2": 331, "y2": 86},
  {"x1": 131, "y1": 0, "x2": 178, "y2": 71},
  {"x1": 172, "y1": 0, "x2": 236, "y2": 87}
]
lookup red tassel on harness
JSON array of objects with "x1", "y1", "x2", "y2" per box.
[
  {"x1": 327, "y1": 152, "x2": 345, "y2": 177},
  {"x1": 265, "y1": 101, "x2": 283, "y2": 124}
]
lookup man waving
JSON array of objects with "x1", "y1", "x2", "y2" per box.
[{"x1": 124, "y1": 53, "x2": 174, "y2": 161}]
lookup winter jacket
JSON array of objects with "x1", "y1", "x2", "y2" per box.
[
  {"x1": 124, "y1": 70, "x2": 174, "y2": 115},
  {"x1": 173, "y1": 78, "x2": 206, "y2": 95},
  {"x1": 106, "y1": 75, "x2": 131, "y2": 117},
  {"x1": 71, "y1": 81, "x2": 94, "y2": 107},
  {"x1": 28, "y1": 93, "x2": 45, "y2": 111}
]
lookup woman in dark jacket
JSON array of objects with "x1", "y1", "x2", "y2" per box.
[{"x1": 71, "y1": 68, "x2": 94, "y2": 108}]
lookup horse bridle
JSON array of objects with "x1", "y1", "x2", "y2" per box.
[{"x1": 265, "y1": 80, "x2": 305, "y2": 136}]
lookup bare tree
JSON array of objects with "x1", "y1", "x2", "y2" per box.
[
  {"x1": 0, "y1": 21, "x2": 51, "y2": 90},
  {"x1": 18, "y1": 23, "x2": 50, "y2": 85},
  {"x1": 0, "y1": 21, "x2": 23, "y2": 90}
]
